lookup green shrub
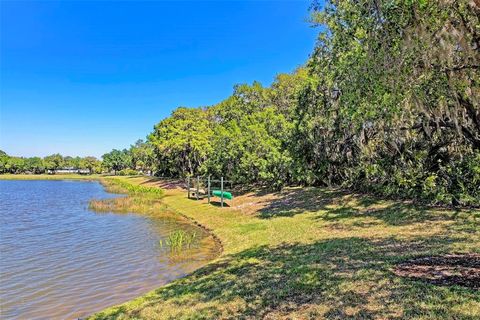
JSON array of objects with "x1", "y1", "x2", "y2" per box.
[
  {"x1": 102, "y1": 177, "x2": 164, "y2": 198},
  {"x1": 118, "y1": 168, "x2": 139, "y2": 176}
]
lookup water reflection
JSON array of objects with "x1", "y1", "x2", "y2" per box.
[{"x1": 0, "y1": 180, "x2": 218, "y2": 319}]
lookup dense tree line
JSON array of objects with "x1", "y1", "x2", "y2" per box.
[
  {"x1": 0, "y1": 150, "x2": 102, "y2": 174},
  {"x1": 143, "y1": 0, "x2": 479, "y2": 206},
  {"x1": 7, "y1": 0, "x2": 478, "y2": 206},
  {"x1": 0, "y1": 139, "x2": 155, "y2": 175},
  {"x1": 101, "y1": 139, "x2": 154, "y2": 175}
]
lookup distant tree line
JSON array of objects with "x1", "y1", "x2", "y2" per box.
[
  {"x1": 0, "y1": 151, "x2": 102, "y2": 174},
  {"x1": 101, "y1": 139, "x2": 154, "y2": 175},
  {"x1": 110, "y1": 0, "x2": 477, "y2": 206},
  {"x1": 0, "y1": 138, "x2": 157, "y2": 176}
]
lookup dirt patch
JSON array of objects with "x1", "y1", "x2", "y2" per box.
[{"x1": 394, "y1": 254, "x2": 480, "y2": 289}]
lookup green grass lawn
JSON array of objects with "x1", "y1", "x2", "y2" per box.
[{"x1": 86, "y1": 176, "x2": 480, "y2": 319}]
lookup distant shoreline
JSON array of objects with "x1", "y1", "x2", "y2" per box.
[{"x1": 0, "y1": 173, "x2": 103, "y2": 180}]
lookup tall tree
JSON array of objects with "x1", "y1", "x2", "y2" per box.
[
  {"x1": 129, "y1": 139, "x2": 154, "y2": 173},
  {"x1": 43, "y1": 154, "x2": 64, "y2": 172},
  {"x1": 149, "y1": 107, "x2": 213, "y2": 177},
  {"x1": 102, "y1": 149, "x2": 131, "y2": 175}
]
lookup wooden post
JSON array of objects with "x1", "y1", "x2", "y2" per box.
[
  {"x1": 196, "y1": 176, "x2": 200, "y2": 200},
  {"x1": 207, "y1": 176, "x2": 211, "y2": 203},
  {"x1": 221, "y1": 176, "x2": 224, "y2": 207},
  {"x1": 187, "y1": 176, "x2": 190, "y2": 199}
]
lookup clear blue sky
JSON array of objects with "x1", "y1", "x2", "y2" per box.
[{"x1": 0, "y1": 0, "x2": 319, "y2": 158}]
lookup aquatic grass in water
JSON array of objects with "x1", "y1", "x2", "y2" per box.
[
  {"x1": 89, "y1": 176, "x2": 167, "y2": 214},
  {"x1": 89, "y1": 197, "x2": 157, "y2": 213},
  {"x1": 160, "y1": 230, "x2": 198, "y2": 251}
]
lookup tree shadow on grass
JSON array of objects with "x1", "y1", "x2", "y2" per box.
[
  {"x1": 256, "y1": 187, "x2": 350, "y2": 219},
  {"x1": 255, "y1": 187, "x2": 474, "y2": 227},
  {"x1": 314, "y1": 202, "x2": 439, "y2": 226},
  {"x1": 94, "y1": 234, "x2": 479, "y2": 320},
  {"x1": 315, "y1": 202, "x2": 480, "y2": 230},
  {"x1": 138, "y1": 177, "x2": 187, "y2": 190},
  {"x1": 208, "y1": 200, "x2": 231, "y2": 208}
]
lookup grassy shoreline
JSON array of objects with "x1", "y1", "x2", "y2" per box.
[
  {"x1": 0, "y1": 173, "x2": 104, "y2": 180},
  {"x1": 90, "y1": 176, "x2": 225, "y2": 257},
  {"x1": 3, "y1": 174, "x2": 479, "y2": 318},
  {"x1": 89, "y1": 176, "x2": 479, "y2": 319}
]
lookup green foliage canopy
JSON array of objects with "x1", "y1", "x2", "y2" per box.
[{"x1": 142, "y1": 0, "x2": 479, "y2": 205}]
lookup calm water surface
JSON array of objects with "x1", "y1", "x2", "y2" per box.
[{"x1": 0, "y1": 180, "x2": 218, "y2": 319}]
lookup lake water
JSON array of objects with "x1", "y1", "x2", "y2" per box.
[{"x1": 0, "y1": 180, "x2": 218, "y2": 319}]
